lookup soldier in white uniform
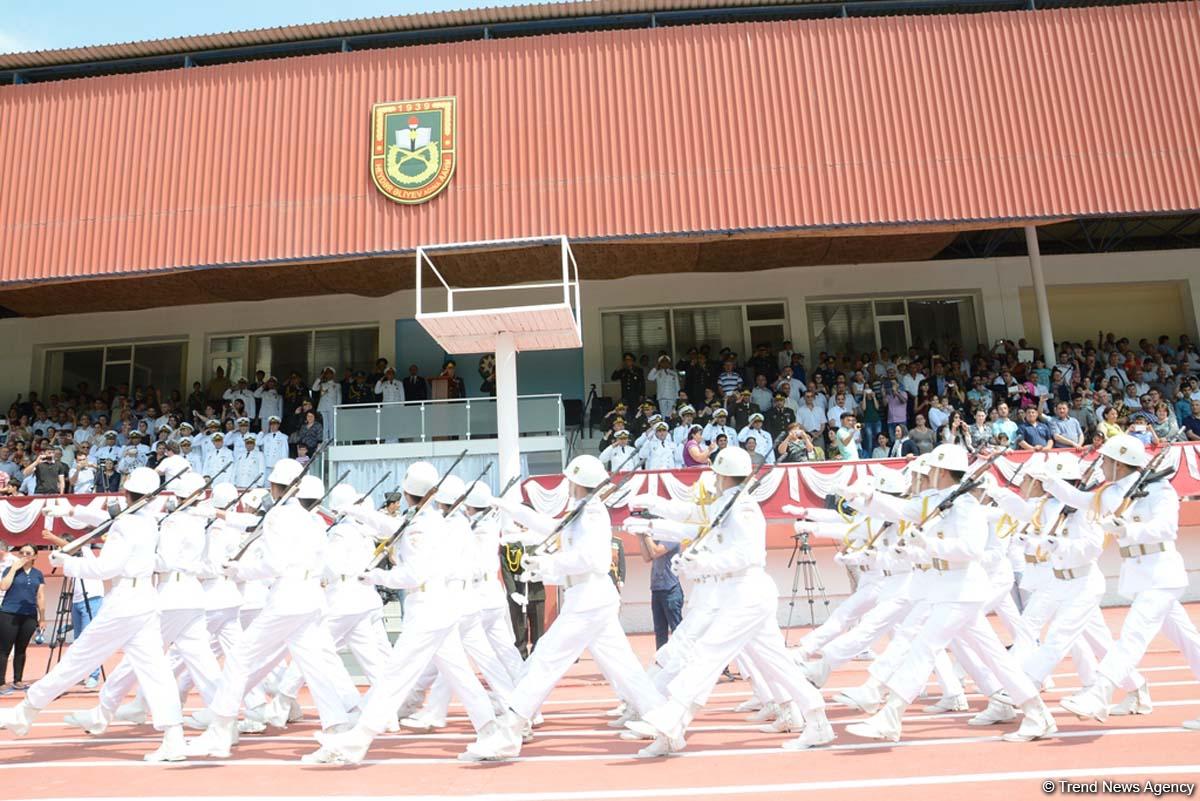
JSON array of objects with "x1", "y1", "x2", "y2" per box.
[
  {"x1": 203, "y1": 432, "x2": 233, "y2": 481},
  {"x1": 184, "y1": 463, "x2": 363, "y2": 758},
  {"x1": 640, "y1": 422, "x2": 679, "y2": 471},
  {"x1": 374, "y1": 367, "x2": 407, "y2": 403},
  {"x1": 312, "y1": 367, "x2": 342, "y2": 436},
  {"x1": 180, "y1": 437, "x2": 205, "y2": 475},
  {"x1": 1059, "y1": 434, "x2": 1200, "y2": 729},
  {"x1": 464, "y1": 484, "x2": 527, "y2": 686},
  {"x1": 702, "y1": 409, "x2": 737, "y2": 445},
  {"x1": 94, "y1": 431, "x2": 122, "y2": 464},
  {"x1": 226, "y1": 417, "x2": 252, "y2": 455},
  {"x1": 737, "y1": 414, "x2": 775, "y2": 464},
  {"x1": 259, "y1": 416, "x2": 289, "y2": 474},
  {"x1": 196, "y1": 420, "x2": 221, "y2": 462},
  {"x1": 478, "y1": 456, "x2": 668, "y2": 759},
  {"x1": 844, "y1": 444, "x2": 1055, "y2": 744},
  {"x1": 304, "y1": 461, "x2": 510, "y2": 764},
  {"x1": 233, "y1": 433, "x2": 265, "y2": 489},
  {"x1": 647, "y1": 355, "x2": 680, "y2": 415},
  {"x1": 252, "y1": 377, "x2": 283, "y2": 432},
  {"x1": 623, "y1": 448, "x2": 832, "y2": 755},
  {"x1": 65, "y1": 471, "x2": 225, "y2": 737},
  {"x1": 0, "y1": 468, "x2": 188, "y2": 762},
  {"x1": 671, "y1": 406, "x2": 697, "y2": 446},
  {"x1": 600, "y1": 429, "x2": 640, "y2": 470},
  {"x1": 224, "y1": 379, "x2": 257, "y2": 421}
]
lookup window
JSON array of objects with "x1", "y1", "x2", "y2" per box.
[
  {"x1": 806, "y1": 295, "x2": 979, "y2": 359},
  {"x1": 208, "y1": 326, "x2": 379, "y2": 383},
  {"x1": 44, "y1": 341, "x2": 187, "y2": 397},
  {"x1": 600, "y1": 301, "x2": 788, "y2": 373}
]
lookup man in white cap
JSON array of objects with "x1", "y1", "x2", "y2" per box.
[
  {"x1": 737, "y1": 413, "x2": 775, "y2": 464},
  {"x1": 671, "y1": 406, "x2": 697, "y2": 447},
  {"x1": 702, "y1": 408, "x2": 737, "y2": 445},
  {"x1": 64, "y1": 470, "x2": 225, "y2": 738},
  {"x1": 252, "y1": 377, "x2": 283, "y2": 432},
  {"x1": 623, "y1": 447, "x2": 832, "y2": 755},
  {"x1": 600, "y1": 429, "x2": 640, "y2": 471},
  {"x1": 185, "y1": 463, "x2": 361, "y2": 757},
  {"x1": 463, "y1": 482, "x2": 527, "y2": 688},
  {"x1": 259, "y1": 416, "x2": 289, "y2": 474},
  {"x1": 480, "y1": 455, "x2": 667, "y2": 759},
  {"x1": 639, "y1": 421, "x2": 678, "y2": 471},
  {"x1": 312, "y1": 367, "x2": 341, "y2": 438},
  {"x1": 305, "y1": 461, "x2": 510, "y2": 764},
  {"x1": 224, "y1": 379, "x2": 257, "y2": 422},
  {"x1": 844, "y1": 444, "x2": 1054, "y2": 744},
  {"x1": 226, "y1": 417, "x2": 252, "y2": 455},
  {"x1": 374, "y1": 366, "x2": 406, "y2": 404},
  {"x1": 1058, "y1": 434, "x2": 1200, "y2": 729},
  {"x1": 0, "y1": 467, "x2": 188, "y2": 762},
  {"x1": 647, "y1": 355, "x2": 680, "y2": 416},
  {"x1": 233, "y1": 432, "x2": 264, "y2": 490},
  {"x1": 180, "y1": 436, "x2": 205, "y2": 475}
]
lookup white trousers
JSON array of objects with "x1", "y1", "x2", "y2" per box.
[
  {"x1": 868, "y1": 600, "x2": 964, "y2": 698},
  {"x1": 823, "y1": 595, "x2": 910, "y2": 666},
  {"x1": 1013, "y1": 587, "x2": 1103, "y2": 684},
  {"x1": 27, "y1": 609, "x2": 183, "y2": 729},
  {"x1": 949, "y1": 578, "x2": 1035, "y2": 698},
  {"x1": 208, "y1": 607, "x2": 359, "y2": 730},
  {"x1": 278, "y1": 608, "x2": 392, "y2": 699},
  {"x1": 507, "y1": 598, "x2": 664, "y2": 721},
  {"x1": 100, "y1": 607, "x2": 222, "y2": 714},
  {"x1": 1025, "y1": 586, "x2": 1143, "y2": 691},
  {"x1": 420, "y1": 611, "x2": 521, "y2": 722},
  {"x1": 887, "y1": 601, "x2": 1039, "y2": 706},
  {"x1": 798, "y1": 580, "x2": 881, "y2": 655},
  {"x1": 358, "y1": 619, "x2": 496, "y2": 734},
  {"x1": 1098, "y1": 588, "x2": 1200, "y2": 688},
  {"x1": 478, "y1": 605, "x2": 527, "y2": 683}
]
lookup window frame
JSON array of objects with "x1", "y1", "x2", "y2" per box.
[
  {"x1": 805, "y1": 292, "x2": 982, "y2": 359},
  {"x1": 204, "y1": 323, "x2": 380, "y2": 384},
  {"x1": 42, "y1": 338, "x2": 189, "y2": 398}
]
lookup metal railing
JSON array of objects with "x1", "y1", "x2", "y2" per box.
[{"x1": 331, "y1": 394, "x2": 564, "y2": 445}]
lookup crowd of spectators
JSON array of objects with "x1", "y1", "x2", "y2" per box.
[
  {"x1": 602, "y1": 333, "x2": 1200, "y2": 467},
  {"x1": 0, "y1": 357, "x2": 467, "y2": 495}
]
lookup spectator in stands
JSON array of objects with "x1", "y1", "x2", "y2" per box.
[
  {"x1": 296, "y1": 410, "x2": 323, "y2": 454},
  {"x1": 1046, "y1": 400, "x2": 1085, "y2": 449},
  {"x1": 682, "y1": 425, "x2": 714, "y2": 467},
  {"x1": 23, "y1": 448, "x2": 68, "y2": 495},
  {"x1": 0, "y1": 473, "x2": 16, "y2": 498},
  {"x1": 889, "y1": 424, "x2": 918, "y2": 458},
  {"x1": 991, "y1": 402, "x2": 1019, "y2": 443},
  {"x1": 1183, "y1": 400, "x2": 1200, "y2": 441},
  {"x1": 907, "y1": 413, "x2": 935, "y2": 455},
  {"x1": 775, "y1": 422, "x2": 817, "y2": 463},
  {"x1": 716, "y1": 357, "x2": 743, "y2": 399},
  {"x1": 1016, "y1": 406, "x2": 1052, "y2": 451},
  {"x1": 1098, "y1": 405, "x2": 1124, "y2": 440},
  {"x1": 835, "y1": 412, "x2": 860, "y2": 461},
  {"x1": 69, "y1": 451, "x2": 96, "y2": 494},
  {"x1": 207, "y1": 365, "x2": 232, "y2": 406},
  {"x1": 0, "y1": 447, "x2": 20, "y2": 484},
  {"x1": 402, "y1": 365, "x2": 428, "y2": 402},
  {"x1": 1069, "y1": 393, "x2": 1098, "y2": 440}
]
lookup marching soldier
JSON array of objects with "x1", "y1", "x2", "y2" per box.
[{"x1": 501, "y1": 522, "x2": 545, "y2": 659}]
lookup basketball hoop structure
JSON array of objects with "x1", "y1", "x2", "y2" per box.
[{"x1": 414, "y1": 235, "x2": 582, "y2": 487}]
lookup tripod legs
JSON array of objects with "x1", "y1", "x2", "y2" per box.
[{"x1": 783, "y1": 545, "x2": 831, "y2": 645}]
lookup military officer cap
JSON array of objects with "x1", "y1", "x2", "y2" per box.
[
  {"x1": 615, "y1": 430, "x2": 631, "y2": 440},
  {"x1": 713, "y1": 409, "x2": 729, "y2": 418},
  {"x1": 749, "y1": 413, "x2": 765, "y2": 423},
  {"x1": 129, "y1": 431, "x2": 142, "y2": 440},
  {"x1": 236, "y1": 417, "x2": 250, "y2": 425},
  {"x1": 774, "y1": 393, "x2": 786, "y2": 401},
  {"x1": 654, "y1": 421, "x2": 669, "y2": 431},
  {"x1": 612, "y1": 417, "x2": 625, "y2": 426},
  {"x1": 212, "y1": 432, "x2": 225, "y2": 442},
  {"x1": 179, "y1": 436, "x2": 193, "y2": 445},
  {"x1": 678, "y1": 405, "x2": 695, "y2": 415},
  {"x1": 205, "y1": 419, "x2": 220, "y2": 430},
  {"x1": 383, "y1": 492, "x2": 403, "y2": 504},
  {"x1": 244, "y1": 433, "x2": 257, "y2": 443},
  {"x1": 641, "y1": 400, "x2": 655, "y2": 409},
  {"x1": 648, "y1": 414, "x2": 663, "y2": 424},
  {"x1": 268, "y1": 415, "x2": 281, "y2": 424},
  {"x1": 179, "y1": 422, "x2": 194, "y2": 431},
  {"x1": 104, "y1": 430, "x2": 117, "y2": 439},
  {"x1": 237, "y1": 377, "x2": 249, "y2": 384}
]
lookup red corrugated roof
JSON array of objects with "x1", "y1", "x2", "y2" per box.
[{"x1": 1, "y1": 2, "x2": 1198, "y2": 287}]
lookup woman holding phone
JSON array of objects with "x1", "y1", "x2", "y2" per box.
[{"x1": 0, "y1": 545, "x2": 45, "y2": 695}]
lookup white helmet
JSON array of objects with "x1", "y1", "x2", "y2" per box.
[
  {"x1": 711, "y1": 446, "x2": 753, "y2": 478},
  {"x1": 124, "y1": 467, "x2": 160, "y2": 495},
  {"x1": 929, "y1": 443, "x2": 970, "y2": 473},
  {"x1": 327, "y1": 483, "x2": 359, "y2": 513},
  {"x1": 402, "y1": 461, "x2": 439, "y2": 496},
  {"x1": 210, "y1": 482, "x2": 238, "y2": 509},
  {"x1": 908, "y1": 454, "x2": 933, "y2": 476},
  {"x1": 465, "y1": 482, "x2": 493, "y2": 509},
  {"x1": 268, "y1": 458, "x2": 304, "y2": 486},
  {"x1": 157, "y1": 455, "x2": 190, "y2": 483},
  {"x1": 435, "y1": 475, "x2": 466, "y2": 506},
  {"x1": 564, "y1": 454, "x2": 608, "y2": 489},
  {"x1": 871, "y1": 467, "x2": 907, "y2": 495},
  {"x1": 171, "y1": 471, "x2": 207, "y2": 499},
  {"x1": 1039, "y1": 452, "x2": 1083, "y2": 481},
  {"x1": 1099, "y1": 433, "x2": 1149, "y2": 468},
  {"x1": 242, "y1": 488, "x2": 268, "y2": 512},
  {"x1": 297, "y1": 475, "x2": 325, "y2": 501}
]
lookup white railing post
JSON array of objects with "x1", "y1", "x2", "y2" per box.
[
  {"x1": 375, "y1": 405, "x2": 381, "y2": 445},
  {"x1": 420, "y1": 403, "x2": 426, "y2": 443},
  {"x1": 465, "y1": 398, "x2": 471, "y2": 440}
]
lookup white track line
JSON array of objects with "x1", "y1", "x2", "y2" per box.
[
  {"x1": 18, "y1": 765, "x2": 1200, "y2": 799},
  {"x1": 1, "y1": 725, "x2": 1198, "y2": 768}
]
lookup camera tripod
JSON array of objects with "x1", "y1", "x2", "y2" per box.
[
  {"x1": 783, "y1": 532, "x2": 830, "y2": 646},
  {"x1": 44, "y1": 569, "x2": 105, "y2": 683}
]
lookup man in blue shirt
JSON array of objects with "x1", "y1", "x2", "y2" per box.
[
  {"x1": 1015, "y1": 406, "x2": 1052, "y2": 451},
  {"x1": 1045, "y1": 401, "x2": 1085, "y2": 449},
  {"x1": 634, "y1": 530, "x2": 684, "y2": 650}
]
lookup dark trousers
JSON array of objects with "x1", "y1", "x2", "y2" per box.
[
  {"x1": 0, "y1": 610, "x2": 38, "y2": 684},
  {"x1": 650, "y1": 585, "x2": 685, "y2": 651},
  {"x1": 508, "y1": 595, "x2": 545, "y2": 660}
]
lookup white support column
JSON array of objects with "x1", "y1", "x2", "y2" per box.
[
  {"x1": 1024, "y1": 225, "x2": 1056, "y2": 360},
  {"x1": 495, "y1": 330, "x2": 521, "y2": 488}
]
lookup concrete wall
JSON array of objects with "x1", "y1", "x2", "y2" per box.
[{"x1": 2, "y1": 248, "x2": 1197, "y2": 406}]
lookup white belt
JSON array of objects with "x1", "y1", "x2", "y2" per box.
[
  {"x1": 471, "y1": 574, "x2": 491, "y2": 587},
  {"x1": 564, "y1": 572, "x2": 605, "y2": 589},
  {"x1": 1053, "y1": 566, "x2": 1088, "y2": 580},
  {"x1": 1120, "y1": 542, "x2": 1173, "y2": 559},
  {"x1": 931, "y1": 558, "x2": 966, "y2": 573}
]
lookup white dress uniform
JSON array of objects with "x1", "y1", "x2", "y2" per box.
[
  {"x1": 627, "y1": 469, "x2": 829, "y2": 752},
  {"x1": 184, "y1": 447, "x2": 206, "y2": 477},
  {"x1": 233, "y1": 446, "x2": 265, "y2": 489},
  {"x1": 468, "y1": 507, "x2": 527, "y2": 684},
  {"x1": 98, "y1": 500, "x2": 224, "y2": 718},
  {"x1": 1058, "y1": 462, "x2": 1200, "y2": 722},
  {"x1": 311, "y1": 485, "x2": 504, "y2": 763},
  {"x1": 3, "y1": 481, "x2": 185, "y2": 759},
  {"x1": 312, "y1": 378, "x2": 342, "y2": 433},
  {"x1": 647, "y1": 365, "x2": 680, "y2": 412},
  {"x1": 737, "y1": 425, "x2": 775, "y2": 464},
  {"x1": 600, "y1": 441, "x2": 639, "y2": 470},
  {"x1": 223, "y1": 387, "x2": 257, "y2": 419},
  {"x1": 701, "y1": 421, "x2": 737, "y2": 445},
  {"x1": 259, "y1": 429, "x2": 289, "y2": 473},
  {"x1": 189, "y1": 492, "x2": 362, "y2": 756},
  {"x1": 202, "y1": 444, "x2": 233, "y2": 482},
  {"x1": 374, "y1": 377, "x2": 406, "y2": 404},
  {"x1": 640, "y1": 433, "x2": 679, "y2": 471},
  {"x1": 252, "y1": 387, "x2": 284, "y2": 430}
]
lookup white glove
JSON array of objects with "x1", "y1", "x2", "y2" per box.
[
  {"x1": 358, "y1": 569, "x2": 386, "y2": 586},
  {"x1": 793, "y1": 521, "x2": 814, "y2": 537},
  {"x1": 833, "y1": 551, "x2": 846, "y2": 566},
  {"x1": 48, "y1": 550, "x2": 66, "y2": 568},
  {"x1": 843, "y1": 484, "x2": 872, "y2": 503},
  {"x1": 1101, "y1": 515, "x2": 1126, "y2": 534},
  {"x1": 781, "y1": 504, "x2": 808, "y2": 519},
  {"x1": 521, "y1": 554, "x2": 545, "y2": 578},
  {"x1": 623, "y1": 518, "x2": 651, "y2": 536},
  {"x1": 221, "y1": 561, "x2": 240, "y2": 579},
  {"x1": 626, "y1": 494, "x2": 662, "y2": 513}
]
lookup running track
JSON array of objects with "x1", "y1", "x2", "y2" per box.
[{"x1": 2, "y1": 605, "x2": 1198, "y2": 801}]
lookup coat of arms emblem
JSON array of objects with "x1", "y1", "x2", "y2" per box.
[{"x1": 370, "y1": 97, "x2": 456, "y2": 204}]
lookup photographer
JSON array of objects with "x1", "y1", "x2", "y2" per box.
[
  {"x1": 0, "y1": 545, "x2": 44, "y2": 695},
  {"x1": 835, "y1": 411, "x2": 861, "y2": 460},
  {"x1": 776, "y1": 422, "x2": 818, "y2": 463},
  {"x1": 22, "y1": 447, "x2": 68, "y2": 495}
]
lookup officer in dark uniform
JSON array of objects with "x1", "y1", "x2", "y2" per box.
[
  {"x1": 628, "y1": 400, "x2": 656, "y2": 440},
  {"x1": 729, "y1": 389, "x2": 755, "y2": 430},
  {"x1": 440, "y1": 360, "x2": 467, "y2": 399},
  {"x1": 500, "y1": 536, "x2": 545, "y2": 659},
  {"x1": 598, "y1": 416, "x2": 629, "y2": 453},
  {"x1": 609, "y1": 535, "x2": 626, "y2": 593},
  {"x1": 611, "y1": 352, "x2": 646, "y2": 408},
  {"x1": 764, "y1": 392, "x2": 797, "y2": 441},
  {"x1": 346, "y1": 370, "x2": 374, "y2": 404}
]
